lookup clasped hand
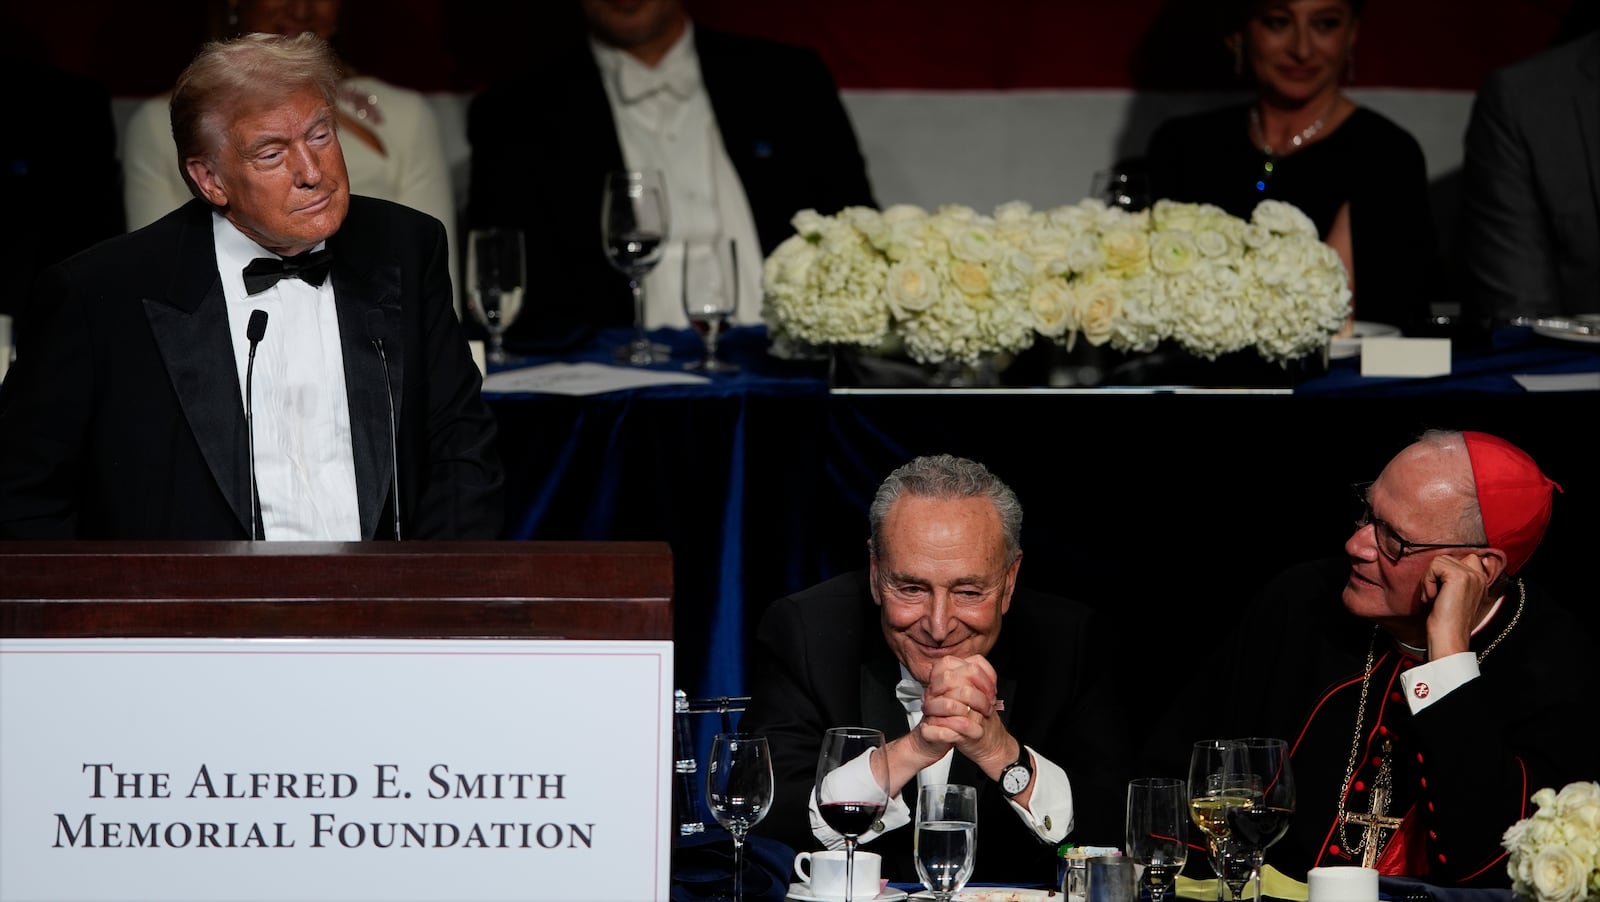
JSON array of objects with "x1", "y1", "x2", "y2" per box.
[{"x1": 907, "y1": 655, "x2": 1011, "y2": 770}]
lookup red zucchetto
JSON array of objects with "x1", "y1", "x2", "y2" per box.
[{"x1": 1462, "y1": 431, "x2": 1562, "y2": 575}]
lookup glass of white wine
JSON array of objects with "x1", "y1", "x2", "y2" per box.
[
  {"x1": 1187, "y1": 739, "x2": 1254, "y2": 901},
  {"x1": 465, "y1": 227, "x2": 526, "y2": 366}
]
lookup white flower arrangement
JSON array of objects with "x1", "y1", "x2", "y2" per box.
[
  {"x1": 1504, "y1": 781, "x2": 1600, "y2": 902},
  {"x1": 761, "y1": 198, "x2": 1352, "y2": 368}
]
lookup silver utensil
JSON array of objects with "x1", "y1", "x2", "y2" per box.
[{"x1": 1511, "y1": 316, "x2": 1600, "y2": 336}]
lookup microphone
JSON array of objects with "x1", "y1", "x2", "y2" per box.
[
  {"x1": 365, "y1": 309, "x2": 402, "y2": 540},
  {"x1": 244, "y1": 310, "x2": 269, "y2": 541}
]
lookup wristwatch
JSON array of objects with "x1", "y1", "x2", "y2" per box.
[{"x1": 998, "y1": 749, "x2": 1033, "y2": 798}]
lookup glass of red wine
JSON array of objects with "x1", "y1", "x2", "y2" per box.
[
  {"x1": 1227, "y1": 738, "x2": 1295, "y2": 902},
  {"x1": 815, "y1": 726, "x2": 890, "y2": 902}
]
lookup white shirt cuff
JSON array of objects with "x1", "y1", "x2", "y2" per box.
[
  {"x1": 1007, "y1": 745, "x2": 1073, "y2": 843},
  {"x1": 1400, "y1": 651, "x2": 1479, "y2": 713}
]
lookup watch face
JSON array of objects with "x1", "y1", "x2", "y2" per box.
[{"x1": 1002, "y1": 765, "x2": 1029, "y2": 794}]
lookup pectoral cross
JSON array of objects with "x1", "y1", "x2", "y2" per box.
[{"x1": 1343, "y1": 740, "x2": 1405, "y2": 869}]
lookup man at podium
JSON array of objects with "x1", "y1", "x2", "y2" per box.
[{"x1": 0, "y1": 34, "x2": 503, "y2": 541}]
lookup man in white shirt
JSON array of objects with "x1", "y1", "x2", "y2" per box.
[
  {"x1": 467, "y1": 0, "x2": 876, "y2": 349},
  {"x1": 739, "y1": 454, "x2": 1132, "y2": 885}
]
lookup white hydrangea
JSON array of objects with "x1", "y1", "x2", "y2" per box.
[{"x1": 761, "y1": 196, "x2": 1352, "y2": 368}]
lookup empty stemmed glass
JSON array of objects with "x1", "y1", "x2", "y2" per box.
[
  {"x1": 682, "y1": 236, "x2": 740, "y2": 373},
  {"x1": 814, "y1": 726, "x2": 889, "y2": 902},
  {"x1": 601, "y1": 169, "x2": 671, "y2": 366},
  {"x1": 1126, "y1": 777, "x2": 1189, "y2": 902},
  {"x1": 465, "y1": 227, "x2": 526, "y2": 366},
  {"x1": 705, "y1": 732, "x2": 774, "y2": 902},
  {"x1": 916, "y1": 782, "x2": 978, "y2": 902}
]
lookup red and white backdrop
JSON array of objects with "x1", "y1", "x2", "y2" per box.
[{"x1": 5, "y1": 0, "x2": 1587, "y2": 219}]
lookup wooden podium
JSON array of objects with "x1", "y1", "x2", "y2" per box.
[
  {"x1": 0, "y1": 541, "x2": 678, "y2": 902},
  {"x1": 0, "y1": 540, "x2": 673, "y2": 640}
]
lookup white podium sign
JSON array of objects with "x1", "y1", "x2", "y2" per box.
[{"x1": 0, "y1": 638, "x2": 674, "y2": 902}]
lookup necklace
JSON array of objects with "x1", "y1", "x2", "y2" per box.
[
  {"x1": 1334, "y1": 578, "x2": 1526, "y2": 859},
  {"x1": 1248, "y1": 98, "x2": 1338, "y2": 192}
]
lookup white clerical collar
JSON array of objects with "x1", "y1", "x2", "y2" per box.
[{"x1": 591, "y1": 21, "x2": 700, "y2": 105}]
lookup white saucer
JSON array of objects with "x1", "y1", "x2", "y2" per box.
[
  {"x1": 1329, "y1": 320, "x2": 1402, "y2": 359},
  {"x1": 787, "y1": 884, "x2": 908, "y2": 902}
]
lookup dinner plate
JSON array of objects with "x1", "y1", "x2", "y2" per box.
[
  {"x1": 1531, "y1": 313, "x2": 1600, "y2": 345},
  {"x1": 1328, "y1": 320, "x2": 1401, "y2": 360},
  {"x1": 788, "y1": 885, "x2": 908, "y2": 902}
]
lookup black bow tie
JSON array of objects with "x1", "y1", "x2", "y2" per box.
[{"x1": 242, "y1": 248, "x2": 334, "y2": 295}]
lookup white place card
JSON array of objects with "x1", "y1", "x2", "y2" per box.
[{"x1": 1360, "y1": 337, "x2": 1451, "y2": 378}]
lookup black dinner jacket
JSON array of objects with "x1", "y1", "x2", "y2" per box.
[
  {"x1": 738, "y1": 571, "x2": 1134, "y2": 887},
  {"x1": 0, "y1": 196, "x2": 504, "y2": 540},
  {"x1": 465, "y1": 23, "x2": 877, "y2": 349}
]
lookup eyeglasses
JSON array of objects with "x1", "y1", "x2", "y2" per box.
[{"x1": 1352, "y1": 483, "x2": 1490, "y2": 563}]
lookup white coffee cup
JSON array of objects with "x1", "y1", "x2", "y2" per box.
[
  {"x1": 793, "y1": 849, "x2": 881, "y2": 899},
  {"x1": 1307, "y1": 866, "x2": 1379, "y2": 902}
]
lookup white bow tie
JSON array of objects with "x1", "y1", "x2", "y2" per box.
[
  {"x1": 895, "y1": 678, "x2": 925, "y2": 713},
  {"x1": 616, "y1": 61, "x2": 698, "y2": 105}
]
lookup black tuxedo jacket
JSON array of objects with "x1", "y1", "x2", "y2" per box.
[
  {"x1": 466, "y1": 24, "x2": 877, "y2": 349},
  {"x1": 738, "y1": 571, "x2": 1133, "y2": 887},
  {"x1": 0, "y1": 196, "x2": 504, "y2": 540}
]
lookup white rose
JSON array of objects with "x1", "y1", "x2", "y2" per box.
[
  {"x1": 950, "y1": 260, "x2": 992, "y2": 297},
  {"x1": 1072, "y1": 278, "x2": 1123, "y2": 346},
  {"x1": 885, "y1": 261, "x2": 939, "y2": 314},
  {"x1": 1029, "y1": 279, "x2": 1074, "y2": 337},
  {"x1": 1101, "y1": 228, "x2": 1149, "y2": 276},
  {"x1": 950, "y1": 225, "x2": 998, "y2": 263},
  {"x1": 1529, "y1": 845, "x2": 1590, "y2": 902},
  {"x1": 1150, "y1": 229, "x2": 1199, "y2": 275},
  {"x1": 1252, "y1": 199, "x2": 1318, "y2": 237}
]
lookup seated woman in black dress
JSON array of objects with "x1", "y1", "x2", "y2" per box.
[{"x1": 1145, "y1": 0, "x2": 1437, "y2": 335}]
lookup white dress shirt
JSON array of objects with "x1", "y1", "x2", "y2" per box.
[
  {"x1": 590, "y1": 24, "x2": 765, "y2": 329},
  {"x1": 215, "y1": 214, "x2": 361, "y2": 540}
]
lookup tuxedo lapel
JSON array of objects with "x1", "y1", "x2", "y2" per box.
[
  {"x1": 143, "y1": 205, "x2": 252, "y2": 535},
  {"x1": 329, "y1": 236, "x2": 405, "y2": 540}
]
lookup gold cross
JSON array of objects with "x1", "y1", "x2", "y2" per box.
[{"x1": 1343, "y1": 741, "x2": 1405, "y2": 868}]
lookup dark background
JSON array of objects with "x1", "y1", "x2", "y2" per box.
[{"x1": 3, "y1": 0, "x2": 1589, "y2": 97}]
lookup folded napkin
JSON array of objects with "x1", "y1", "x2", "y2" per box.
[{"x1": 1176, "y1": 866, "x2": 1308, "y2": 902}]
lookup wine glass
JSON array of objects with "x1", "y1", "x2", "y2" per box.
[
  {"x1": 916, "y1": 783, "x2": 977, "y2": 902},
  {"x1": 815, "y1": 726, "x2": 889, "y2": 902},
  {"x1": 1090, "y1": 167, "x2": 1151, "y2": 212},
  {"x1": 1187, "y1": 739, "x2": 1254, "y2": 901},
  {"x1": 1227, "y1": 738, "x2": 1295, "y2": 902},
  {"x1": 705, "y1": 732, "x2": 774, "y2": 902},
  {"x1": 601, "y1": 169, "x2": 671, "y2": 366},
  {"x1": 1126, "y1": 777, "x2": 1189, "y2": 902},
  {"x1": 682, "y1": 236, "x2": 740, "y2": 373},
  {"x1": 465, "y1": 227, "x2": 526, "y2": 365}
]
